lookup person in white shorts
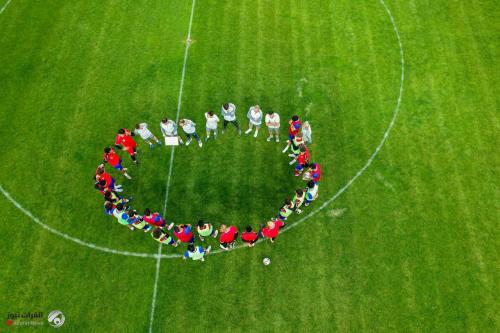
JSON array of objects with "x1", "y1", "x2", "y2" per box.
[
  {"x1": 133, "y1": 123, "x2": 162, "y2": 150},
  {"x1": 302, "y1": 121, "x2": 312, "y2": 144},
  {"x1": 265, "y1": 110, "x2": 280, "y2": 142},
  {"x1": 160, "y1": 117, "x2": 184, "y2": 145},
  {"x1": 204, "y1": 110, "x2": 220, "y2": 142},
  {"x1": 245, "y1": 105, "x2": 263, "y2": 138},
  {"x1": 221, "y1": 102, "x2": 241, "y2": 135},
  {"x1": 179, "y1": 119, "x2": 202, "y2": 147}
]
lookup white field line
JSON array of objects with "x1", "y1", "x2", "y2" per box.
[
  {"x1": 148, "y1": 1, "x2": 197, "y2": 332},
  {"x1": 0, "y1": 0, "x2": 12, "y2": 15},
  {"x1": 0, "y1": 0, "x2": 403, "y2": 260}
]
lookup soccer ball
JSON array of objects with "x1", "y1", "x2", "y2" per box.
[{"x1": 263, "y1": 257, "x2": 271, "y2": 265}]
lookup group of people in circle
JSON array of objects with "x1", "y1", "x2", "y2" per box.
[{"x1": 94, "y1": 102, "x2": 321, "y2": 261}]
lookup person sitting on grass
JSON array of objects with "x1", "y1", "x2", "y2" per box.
[
  {"x1": 260, "y1": 219, "x2": 285, "y2": 243},
  {"x1": 304, "y1": 180, "x2": 319, "y2": 207},
  {"x1": 151, "y1": 227, "x2": 178, "y2": 247},
  {"x1": 241, "y1": 226, "x2": 259, "y2": 247},
  {"x1": 292, "y1": 189, "x2": 306, "y2": 214},
  {"x1": 196, "y1": 220, "x2": 218, "y2": 241},
  {"x1": 183, "y1": 244, "x2": 212, "y2": 262},
  {"x1": 174, "y1": 224, "x2": 195, "y2": 245},
  {"x1": 219, "y1": 224, "x2": 238, "y2": 250},
  {"x1": 277, "y1": 198, "x2": 294, "y2": 221}
]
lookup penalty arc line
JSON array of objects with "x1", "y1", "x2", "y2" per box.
[
  {"x1": 148, "y1": 0, "x2": 197, "y2": 332},
  {"x1": 0, "y1": 0, "x2": 404, "y2": 260}
]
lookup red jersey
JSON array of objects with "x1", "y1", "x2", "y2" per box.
[
  {"x1": 115, "y1": 131, "x2": 137, "y2": 149},
  {"x1": 262, "y1": 221, "x2": 284, "y2": 239},
  {"x1": 289, "y1": 120, "x2": 302, "y2": 136},
  {"x1": 143, "y1": 213, "x2": 164, "y2": 227},
  {"x1": 220, "y1": 226, "x2": 238, "y2": 243},
  {"x1": 312, "y1": 164, "x2": 321, "y2": 182},
  {"x1": 104, "y1": 149, "x2": 121, "y2": 167},
  {"x1": 297, "y1": 146, "x2": 310, "y2": 166},
  {"x1": 174, "y1": 226, "x2": 193, "y2": 243},
  {"x1": 96, "y1": 170, "x2": 113, "y2": 186},
  {"x1": 241, "y1": 231, "x2": 258, "y2": 242}
]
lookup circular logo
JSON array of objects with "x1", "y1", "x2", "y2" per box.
[{"x1": 47, "y1": 310, "x2": 65, "y2": 328}]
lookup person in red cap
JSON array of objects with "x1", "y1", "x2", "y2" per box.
[
  {"x1": 219, "y1": 224, "x2": 238, "y2": 250},
  {"x1": 241, "y1": 226, "x2": 259, "y2": 247},
  {"x1": 115, "y1": 128, "x2": 138, "y2": 164},
  {"x1": 173, "y1": 224, "x2": 195, "y2": 245},
  {"x1": 260, "y1": 219, "x2": 285, "y2": 243}
]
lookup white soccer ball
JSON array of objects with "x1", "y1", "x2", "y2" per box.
[{"x1": 263, "y1": 257, "x2": 271, "y2": 265}]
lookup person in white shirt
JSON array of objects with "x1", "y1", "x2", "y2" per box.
[
  {"x1": 221, "y1": 102, "x2": 241, "y2": 135},
  {"x1": 302, "y1": 121, "x2": 312, "y2": 144},
  {"x1": 204, "y1": 110, "x2": 220, "y2": 142},
  {"x1": 265, "y1": 110, "x2": 280, "y2": 142},
  {"x1": 160, "y1": 118, "x2": 184, "y2": 145},
  {"x1": 245, "y1": 105, "x2": 263, "y2": 138},
  {"x1": 179, "y1": 119, "x2": 202, "y2": 147},
  {"x1": 133, "y1": 123, "x2": 162, "y2": 150}
]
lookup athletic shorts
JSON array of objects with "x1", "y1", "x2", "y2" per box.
[
  {"x1": 268, "y1": 127, "x2": 279, "y2": 133},
  {"x1": 112, "y1": 162, "x2": 123, "y2": 171},
  {"x1": 288, "y1": 134, "x2": 295, "y2": 140}
]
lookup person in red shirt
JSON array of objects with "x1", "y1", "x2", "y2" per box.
[
  {"x1": 95, "y1": 164, "x2": 122, "y2": 192},
  {"x1": 260, "y1": 219, "x2": 285, "y2": 243},
  {"x1": 142, "y1": 208, "x2": 174, "y2": 229},
  {"x1": 103, "y1": 147, "x2": 132, "y2": 179},
  {"x1": 173, "y1": 224, "x2": 195, "y2": 245},
  {"x1": 115, "y1": 128, "x2": 138, "y2": 164},
  {"x1": 219, "y1": 224, "x2": 238, "y2": 250},
  {"x1": 241, "y1": 225, "x2": 259, "y2": 247},
  {"x1": 295, "y1": 145, "x2": 311, "y2": 176},
  {"x1": 307, "y1": 162, "x2": 321, "y2": 183},
  {"x1": 282, "y1": 115, "x2": 302, "y2": 153}
]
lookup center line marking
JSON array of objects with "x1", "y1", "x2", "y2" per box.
[{"x1": 148, "y1": 0, "x2": 197, "y2": 332}]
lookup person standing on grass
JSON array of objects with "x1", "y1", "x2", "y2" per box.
[
  {"x1": 277, "y1": 198, "x2": 294, "y2": 221},
  {"x1": 142, "y1": 208, "x2": 174, "y2": 229},
  {"x1": 260, "y1": 219, "x2": 285, "y2": 243},
  {"x1": 302, "y1": 121, "x2": 312, "y2": 144},
  {"x1": 288, "y1": 133, "x2": 305, "y2": 165},
  {"x1": 115, "y1": 128, "x2": 138, "y2": 164},
  {"x1": 133, "y1": 123, "x2": 162, "y2": 150},
  {"x1": 265, "y1": 110, "x2": 280, "y2": 142},
  {"x1": 95, "y1": 164, "x2": 123, "y2": 192},
  {"x1": 179, "y1": 119, "x2": 202, "y2": 147},
  {"x1": 113, "y1": 203, "x2": 134, "y2": 231},
  {"x1": 103, "y1": 147, "x2": 132, "y2": 179},
  {"x1": 282, "y1": 115, "x2": 302, "y2": 153},
  {"x1": 304, "y1": 180, "x2": 319, "y2": 207},
  {"x1": 196, "y1": 220, "x2": 218, "y2": 241},
  {"x1": 295, "y1": 145, "x2": 311, "y2": 176},
  {"x1": 127, "y1": 209, "x2": 152, "y2": 232},
  {"x1": 160, "y1": 117, "x2": 184, "y2": 145},
  {"x1": 183, "y1": 244, "x2": 212, "y2": 262},
  {"x1": 151, "y1": 227, "x2": 178, "y2": 247},
  {"x1": 204, "y1": 110, "x2": 220, "y2": 142},
  {"x1": 221, "y1": 102, "x2": 241, "y2": 134},
  {"x1": 173, "y1": 224, "x2": 195, "y2": 245},
  {"x1": 241, "y1": 226, "x2": 259, "y2": 247},
  {"x1": 292, "y1": 189, "x2": 306, "y2": 214},
  {"x1": 245, "y1": 105, "x2": 263, "y2": 138},
  {"x1": 303, "y1": 162, "x2": 321, "y2": 184},
  {"x1": 219, "y1": 224, "x2": 238, "y2": 250}
]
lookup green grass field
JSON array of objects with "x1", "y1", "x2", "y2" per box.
[{"x1": 0, "y1": 0, "x2": 498, "y2": 332}]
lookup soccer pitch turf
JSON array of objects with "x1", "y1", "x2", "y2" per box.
[{"x1": 0, "y1": 0, "x2": 498, "y2": 332}]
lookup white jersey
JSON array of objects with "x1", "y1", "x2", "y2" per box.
[
  {"x1": 205, "y1": 113, "x2": 220, "y2": 129},
  {"x1": 181, "y1": 119, "x2": 196, "y2": 134},
  {"x1": 306, "y1": 183, "x2": 319, "y2": 200},
  {"x1": 265, "y1": 113, "x2": 280, "y2": 129},
  {"x1": 247, "y1": 107, "x2": 263, "y2": 125},
  {"x1": 160, "y1": 120, "x2": 178, "y2": 137},
  {"x1": 221, "y1": 103, "x2": 236, "y2": 121},
  {"x1": 302, "y1": 121, "x2": 312, "y2": 143},
  {"x1": 134, "y1": 123, "x2": 154, "y2": 140}
]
